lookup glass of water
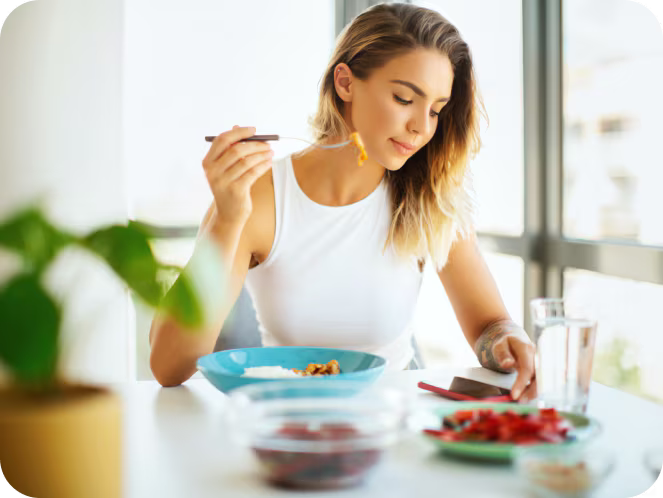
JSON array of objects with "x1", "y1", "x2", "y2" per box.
[{"x1": 529, "y1": 298, "x2": 598, "y2": 414}]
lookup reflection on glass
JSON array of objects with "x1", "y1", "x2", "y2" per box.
[
  {"x1": 564, "y1": 268, "x2": 663, "y2": 403},
  {"x1": 563, "y1": 0, "x2": 663, "y2": 245}
]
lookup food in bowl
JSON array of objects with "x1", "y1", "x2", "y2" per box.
[
  {"x1": 293, "y1": 359, "x2": 341, "y2": 376},
  {"x1": 515, "y1": 444, "x2": 615, "y2": 497},
  {"x1": 252, "y1": 421, "x2": 383, "y2": 489},
  {"x1": 226, "y1": 380, "x2": 406, "y2": 489},
  {"x1": 522, "y1": 460, "x2": 592, "y2": 494},
  {"x1": 241, "y1": 360, "x2": 341, "y2": 378},
  {"x1": 424, "y1": 407, "x2": 573, "y2": 444},
  {"x1": 241, "y1": 366, "x2": 302, "y2": 378}
]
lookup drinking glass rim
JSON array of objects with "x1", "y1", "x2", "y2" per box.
[
  {"x1": 530, "y1": 297, "x2": 565, "y2": 306},
  {"x1": 533, "y1": 317, "x2": 597, "y2": 328}
]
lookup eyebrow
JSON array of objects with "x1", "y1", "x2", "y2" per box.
[{"x1": 390, "y1": 79, "x2": 450, "y2": 102}]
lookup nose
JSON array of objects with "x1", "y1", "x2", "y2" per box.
[{"x1": 407, "y1": 110, "x2": 432, "y2": 137}]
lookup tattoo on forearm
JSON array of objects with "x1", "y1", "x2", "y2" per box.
[{"x1": 474, "y1": 320, "x2": 529, "y2": 373}]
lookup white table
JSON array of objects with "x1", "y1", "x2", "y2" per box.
[{"x1": 114, "y1": 368, "x2": 663, "y2": 498}]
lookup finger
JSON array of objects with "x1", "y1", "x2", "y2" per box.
[
  {"x1": 203, "y1": 126, "x2": 256, "y2": 164},
  {"x1": 205, "y1": 141, "x2": 271, "y2": 178},
  {"x1": 224, "y1": 149, "x2": 274, "y2": 183},
  {"x1": 518, "y1": 378, "x2": 537, "y2": 403},
  {"x1": 235, "y1": 157, "x2": 273, "y2": 191},
  {"x1": 509, "y1": 339, "x2": 536, "y2": 399}
]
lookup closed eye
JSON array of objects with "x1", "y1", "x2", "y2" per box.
[
  {"x1": 394, "y1": 95, "x2": 412, "y2": 105},
  {"x1": 394, "y1": 94, "x2": 441, "y2": 118}
]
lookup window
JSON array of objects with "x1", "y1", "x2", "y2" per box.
[
  {"x1": 552, "y1": 0, "x2": 663, "y2": 405},
  {"x1": 564, "y1": 269, "x2": 663, "y2": 403},
  {"x1": 563, "y1": 0, "x2": 663, "y2": 245}
]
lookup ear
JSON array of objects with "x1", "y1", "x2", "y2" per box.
[{"x1": 333, "y1": 63, "x2": 354, "y2": 103}]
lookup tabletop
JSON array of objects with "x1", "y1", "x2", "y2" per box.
[{"x1": 112, "y1": 367, "x2": 663, "y2": 498}]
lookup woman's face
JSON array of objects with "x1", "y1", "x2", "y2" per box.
[{"x1": 336, "y1": 48, "x2": 454, "y2": 171}]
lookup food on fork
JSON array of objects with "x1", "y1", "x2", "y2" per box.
[{"x1": 350, "y1": 132, "x2": 368, "y2": 166}]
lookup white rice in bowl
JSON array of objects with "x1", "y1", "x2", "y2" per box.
[{"x1": 241, "y1": 366, "x2": 302, "y2": 378}]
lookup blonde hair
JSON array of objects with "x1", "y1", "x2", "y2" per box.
[{"x1": 309, "y1": 3, "x2": 484, "y2": 270}]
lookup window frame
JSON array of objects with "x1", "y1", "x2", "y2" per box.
[{"x1": 478, "y1": 0, "x2": 663, "y2": 330}]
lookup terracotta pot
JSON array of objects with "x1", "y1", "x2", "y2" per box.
[{"x1": 0, "y1": 384, "x2": 122, "y2": 498}]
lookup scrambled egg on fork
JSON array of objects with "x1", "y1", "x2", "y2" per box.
[{"x1": 350, "y1": 132, "x2": 368, "y2": 167}]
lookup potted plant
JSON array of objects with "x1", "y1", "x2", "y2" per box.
[{"x1": 0, "y1": 206, "x2": 216, "y2": 498}]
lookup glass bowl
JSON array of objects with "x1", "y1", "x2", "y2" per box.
[
  {"x1": 644, "y1": 446, "x2": 663, "y2": 480},
  {"x1": 514, "y1": 443, "x2": 615, "y2": 497},
  {"x1": 225, "y1": 379, "x2": 409, "y2": 489}
]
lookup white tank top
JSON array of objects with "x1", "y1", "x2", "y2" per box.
[{"x1": 244, "y1": 154, "x2": 424, "y2": 371}]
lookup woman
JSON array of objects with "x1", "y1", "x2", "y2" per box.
[{"x1": 149, "y1": 3, "x2": 536, "y2": 401}]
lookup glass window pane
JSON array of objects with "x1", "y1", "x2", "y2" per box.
[
  {"x1": 414, "y1": 252, "x2": 524, "y2": 367},
  {"x1": 564, "y1": 269, "x2": 663, "y2": 403},
  {"x1": 563, "y1": 0, "x2": 663, "y2": 245},
  {"x1": 124, "y1": 0, "x2": 335, "y2": 226},
  {"x1": 413, "y1": 1, "x2": 524, "y2": 235}
]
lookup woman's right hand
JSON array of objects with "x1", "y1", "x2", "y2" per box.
[{"x1": 202, "y1": 125, "x2": 274, "y2": 226}]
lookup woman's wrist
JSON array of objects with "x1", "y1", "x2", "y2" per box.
[{"x1": 473, "y1": 319, "x2": 530, "y2": 372}]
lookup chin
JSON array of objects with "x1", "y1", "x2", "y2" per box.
[
  {"x1": 383, "y1": 160, "x2": 407, "y2": 172},
  {"x1": 379, "y1": 152, "x2": 409, "y2": 171}
]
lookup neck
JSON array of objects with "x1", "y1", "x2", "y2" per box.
[{"x1": 294, "y1": 137, "x2": 385, "y2": 207}]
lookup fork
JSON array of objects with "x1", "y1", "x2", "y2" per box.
[{"x1": 204, "y1": 135, "x2": 353, "y2": 149}]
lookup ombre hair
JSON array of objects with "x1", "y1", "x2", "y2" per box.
[{"x1": 308, "y1": 3, "x2": 484, "y2": 270}]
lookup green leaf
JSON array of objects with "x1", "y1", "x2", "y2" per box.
[
  {"x1": 0, "y1": 274, "x2": 60, "y2": 388},
  {"x1": 158, "y1": 238, "x2": 226, "y2": 330},
  {"x1": 82, "y1": 224, "x2": 163, "y2": 306},
  {"x1": 160, "y1": 271, "x2": 204, "y2": 328},
  {"x1": 0, "y1": 207, "x2": 74, "y2": 273}
]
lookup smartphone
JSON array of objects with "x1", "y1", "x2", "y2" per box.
[
  {"x1": 418, "y1": 376, "x2": 512, "y2": 401},
  {"x1": 448, "y1": 376, "x2": 511, "y2": 398}
]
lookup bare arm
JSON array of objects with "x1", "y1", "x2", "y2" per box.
[
  {"x1": 438, "y1": 233, "x2": 534, "y2": 397},
  {"x1": 148, "y1": 205, "x2": 252, "y2": 387},
  {"x1": 148, "y1": 125, "x2": 273, "y2": 387},
  {"x1": 438, "y1": 233, "x2": 516, "y2": 358}
]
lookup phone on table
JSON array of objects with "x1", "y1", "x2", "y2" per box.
[{"x1": 418, "y1": 376, "x2": 513, "y2": 402}]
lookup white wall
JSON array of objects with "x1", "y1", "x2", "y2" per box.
[
  {"x1": 0, "y1": 0, "x2": 129, "y2": 383},
  {"x1": 123, "y1": 0, "x2": 336, "y2": 226}
]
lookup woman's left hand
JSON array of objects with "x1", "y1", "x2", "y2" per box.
[
  {"x1": 474, "y1": 320, "x2": 537, "y2": 402},
  {"x1": 492, "y1": 334, "x2": 537, "y2": 402}
]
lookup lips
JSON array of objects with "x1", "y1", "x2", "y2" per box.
[
  {"x1": 391, "y1": 139, "x2": 415, "y2": 151},
  {"x1": 390, "y1": 138, "x2": 416, "y2": 156}
]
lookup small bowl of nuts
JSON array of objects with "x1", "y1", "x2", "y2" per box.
[{"x1": 514, "y1": 443, "x2": 615, "y2": 497}]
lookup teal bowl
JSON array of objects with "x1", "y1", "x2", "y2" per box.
[{"x1": 196, "y1": 347, "x2": 386, "y2": 394}]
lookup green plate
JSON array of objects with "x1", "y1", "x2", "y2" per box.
[{"x1": 422, "y1": 402, "x2": 601, "y2": 462}]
